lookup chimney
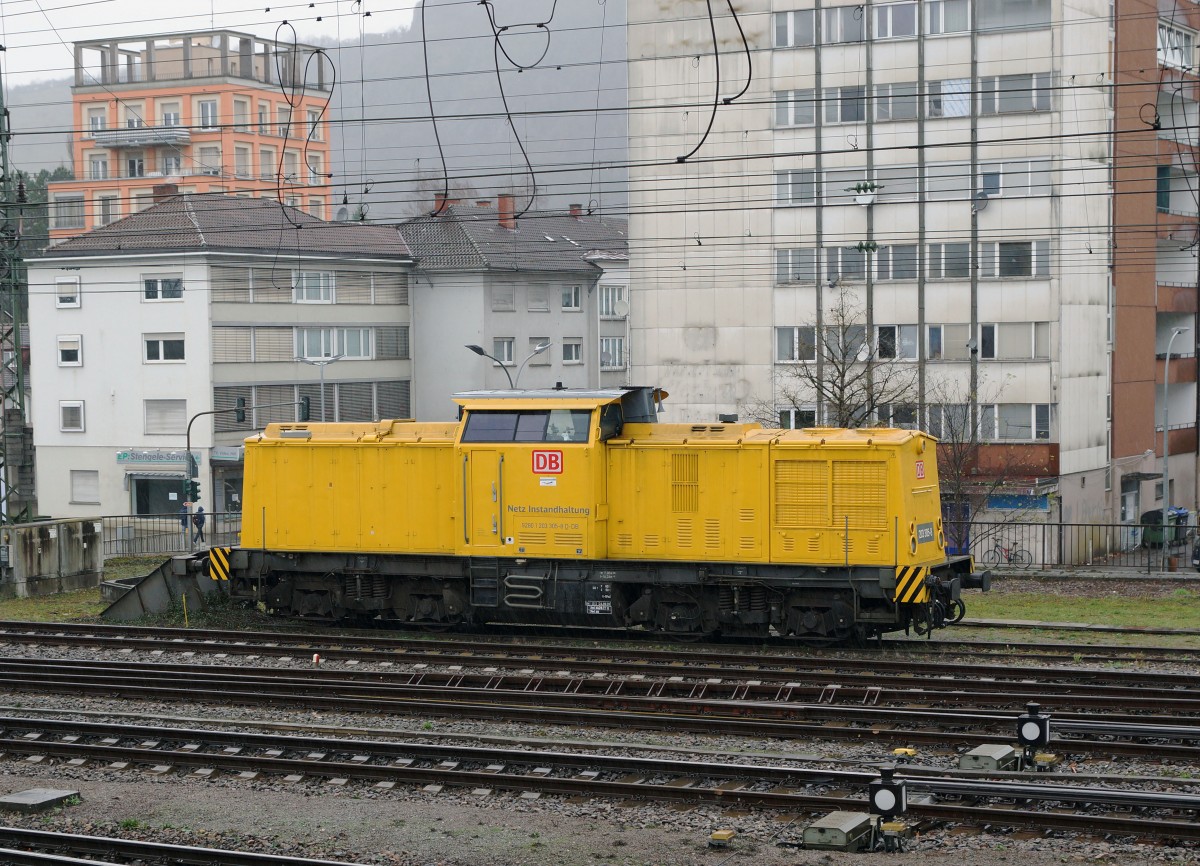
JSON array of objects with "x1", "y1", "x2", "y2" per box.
[
  {"x1": 152, "y1": 183, "x2": 179, "y2": 203},
  {"x1": 569, "y1": 202, "x2": 582, "y2": 218},
  {"x1": 476, "y1": 199, "x2": 492, "y2": 208},
  {"x1": 433, "y1": 192, "x2": 453, "y2": 213},
  {"x1": 497, "y1": 192, "x2": 516, "y2": 229}
]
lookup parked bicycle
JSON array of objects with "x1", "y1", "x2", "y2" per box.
[{"x1": 980, "y1": 537, "x2": 1033, "y2": 569}]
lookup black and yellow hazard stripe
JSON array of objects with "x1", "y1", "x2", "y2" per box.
[
  {"x1": 894, "y1": 564, "x2": 930, "y2": 604},
  {"x1": 208, "y1": 546, "x2": 232, "y2": 582}
]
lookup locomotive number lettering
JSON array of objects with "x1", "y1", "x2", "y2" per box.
[{"x1": 532, "y1": 450, "x2": 563, "y2": 474}]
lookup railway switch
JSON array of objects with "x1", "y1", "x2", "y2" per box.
[{"x1": 868, "y1": 765, "x2": 907, "y2": 819}]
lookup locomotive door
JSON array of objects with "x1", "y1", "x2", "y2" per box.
[{"x1": 464, "y1": 450, "x2": 504, "y2": 549}]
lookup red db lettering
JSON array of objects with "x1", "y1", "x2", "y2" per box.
[
  {"x1": 532, "y1": 450, "x2": 563, "y2": 474},
  {"x1": 915, "y1": 460, "x2": 925, "y2": 480}
]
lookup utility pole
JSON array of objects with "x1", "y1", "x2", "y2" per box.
[{"x1": 0, "y1": 78, "x2": 33, "y2": 523}]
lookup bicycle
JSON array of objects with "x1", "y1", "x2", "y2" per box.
[{"x1": 980, "y1": 538, "x2": 1033, "y2": 569}]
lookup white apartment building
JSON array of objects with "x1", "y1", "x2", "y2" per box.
[
  {"x1": 28, "y1": 192, "x2": 413, "y2": 517},
  {"x1": 627, "y1": 0, "x2": 1191, "y2": 523}
]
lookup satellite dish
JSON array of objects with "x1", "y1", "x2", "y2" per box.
[
  {"x1": 974, "y1": 191, "x2": 990, "y2": 211},
  {"x1": 613, "y1": 299, "x2": 630, "y2": 317}
]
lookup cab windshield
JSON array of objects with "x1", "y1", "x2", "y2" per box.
[{"x1": 462, "y1": 409, "x2": 591, "y2": 443}]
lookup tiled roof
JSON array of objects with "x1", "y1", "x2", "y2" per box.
[
  {"x1": 43, "y1": 194, "x2": 412, "y2": 260},
  {"x1": 398, "y1": 202, "x2": 627, "y2": 272}
]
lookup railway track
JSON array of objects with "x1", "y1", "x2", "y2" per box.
[
  {"x1": 1, "y1": 656, "x2": 1197, "y2": 760},
  {"x1": 0, "y1": 826, "x2": 365, "y2": 865},
  {"x1": 0, "y1": 716, "x2": 1197, "y2": 845}
]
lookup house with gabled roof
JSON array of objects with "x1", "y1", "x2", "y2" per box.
[
  {"x1": 400, "y1": 193, "x2": 629, "y2": 420},
  {"x1": 28, "y1": 188, "x2": 413, "y2": 517}
]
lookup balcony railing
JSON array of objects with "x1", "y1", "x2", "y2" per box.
[{"x1": 90, "y1": 125, "x2": 192, "y2": 148}]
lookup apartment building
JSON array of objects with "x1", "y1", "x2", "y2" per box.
[
  {"x1": 28, "y1": 192, "x2": 412, "y2": 516},
  {"x1": 628, "y1": 0, "x2": 1196, "y2": 523},
  {"x1": 47, "y1": 30, "x2": 333, "y2": 243},
  {"x1": 400, "y1": 195, "x2": 629, "y2": 419}
]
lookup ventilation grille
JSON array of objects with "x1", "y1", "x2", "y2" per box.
[
  {"x1": 555, "y1": 532, "x2": 584, "y2": 547},
  {"x1": 832, "y1": 461, "x2": 888, "y2": 528},
  {"x1": 672, "y1": 453, "x2": 699, "y2": 513},
  {"x1": 775, "y1": 460, "x2": 828, "y2": 527},
  {"x1": 519, "y1": 532, "x2": 547, "y2": 545}
]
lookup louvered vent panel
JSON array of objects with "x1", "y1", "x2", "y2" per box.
[
  {"x1": 676, "y1": 518, "x2": 693, "y2": 548},
  {"x1": 519, "y1": 532, "x2": 547, "y2": 545},
  {"x1": 555, "y1": 532, "x2": 584, "y2": 547},
  {"x1": 780, "y1": 536, "x2": 795, "y2": 553},
  {"x1": 806, "y1": 535, "x2": 822, "y2": 554},
  {"x1": 704, "y1": 519, "x2": 721, "y2": 549},
  {"x1": 832, "y1": 461, "x2": 888, "y2": 528},
  {"x1": 616, "y1": 533, "x2": 633, "y2": 549},
  {"x1": 738, "y1": 536, "x2": 756, "y2": 551},
  {"x1": 671, "y1": 453, "x2": 699, "y2": 513},
  {"x1": 643, "y1": 535, "x2": 660, "y2": 548},
  {"x1": 774, "y1": 461, "x2": 827, "y2": 527},
  {"x1": 739, "y1": 509, "x2": 754, "y2": 522}
]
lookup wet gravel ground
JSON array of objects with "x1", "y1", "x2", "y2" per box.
[{"x1": 0, "y1": 669, "x2": 1197, "y2": 865}]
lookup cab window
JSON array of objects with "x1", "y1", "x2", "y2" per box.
[{"x1": 462, "y1": 409, "x2": 591, "y2": 443}]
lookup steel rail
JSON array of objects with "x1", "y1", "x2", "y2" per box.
[{"x1": 0, "y1": 827, "x2": 367, "y2": 865}]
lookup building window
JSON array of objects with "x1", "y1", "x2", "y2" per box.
[
  {"x1": 991, "y1": 403, "x2": 1052, "y2": 440},
  {"x1": 874, "y1": 3, "x2": 918, "y2": 39},
  {"x1": 198, "y1": 146, "x2": 222, "y2": 176},
  {"x1": 69, "y1": 470, "x2": 99, "y2": 505},
  {"x1": 307, "y1": 109, "x2": 323, "y2": 140},
  {"x1": 277, "y1": 106, "x2": 292, "y2": 137},
  {"x1": 294, "y1": 271, "x2": 334, "y2": 303},
  {"x1": 233, "y1": 98, "x2": 251, "y2": 131},
  {"x1": 160, "y1": 102, "x2": 181, "y2": 126},
  {"x1": 55, "y1": 276, "x2": 81, "y2": 308},
  {"x1": 97, "y1": 196, "x2": 120, "y2": 226},
  {"x1": 979, "y1": 73, "x2": 1052, "y2": 115},
  {"x1": 876, "y1": 244, "x2": 919, "y2": 280},
  {"x1": 162, "y1": 154, "x2": 182, "y2": 175},
  {"x1": 57, "y1": 335, "x2": 82, "y2": 366},
  {"x1": 297, "y1": 327, "x2": 334, "y2": 359},
  {"x1": 775, "y1": 10, "x2": 815, "y2": 47},
  {"x1": 779, "y1": 406, "x2": 817, "y2": 429},
  {"x1": 777, "y1": 326, "x2": 816, "y2": 362},
  {"x1": 339, "y1": 328, "x2": 371, "y2": 359},
  {"x1": 823, "y1": 5, "x2": 866, "y2": 44},
  {"x1": 874, "y1": 82, "x2": 919, "y2": 121},
  {"x1": 776, "y1": 248, "x2": 818, "y2": 283},
  {"x1": 774, "y1": 89, "x2": 816, "y2": 127},
  {"x1": 198, "y1": 99, "x2": 218, "y2": 129},
  {"x1": 927, "y1": 242, "x2": 971, "y2": 279},
  {"x1": 144, "y1": 275, "x2": 183, "y2": 301},
  {"x1": 258, "y1": 101, "x2": 270, "y2": 134},
  {"x1": 144, "y1": 399, "x2": 186, "y2": 435},
  {"x1": 978, "y1": 0, "x2": 1050, "y2": 32},
  {"x1": 307, "y1": 155, "x2": 322, "y2": 185},
  {"x1": 600, "y1": 337, "x2": 625, "y2": 369},
  {"x1": 979, "y1": 323, "x2": 997, "y2": 359},
  {"x1": 599, "y1": 284, "x2": 625, "y2": 318},
  {"x1": 562, "y1": 285, "x2": 581, "y2": 311},
  {"x1": 926, "y1": 0, "x2": 969, "y2": 34},
  {"x1": 259, "y1": 148, "x2": 276, "y2": 180},
  {"x1": 1157, "y1": 165, "x2": 1173, "y2": 212},
  {"x1": 927, "y1": 325, "x2": 943, "y2": 360},
  {"x1": 145, "y1": 334, "x2": 185, "y2": 362},
  {"x1": 527, "y1": 285, "x2": 550, "y2": 312},
  {"x1": 562, "y1": 339, "x2": 582, "y2": 364},
  {"x1": 234, "y1": 146, "x2": 252, "y2": 178},
  {"x1": 823, "y1": 85, "x2": 867, "y2": 124},
  {"x1": 126, "y1": 152, "x2": 145, "y2": 178},
  {"x1": 927, "y1": 79, "x2": 971, "y2": 118},
  {"x1": 52, "y1": 196, "x2": 85, "y2": 229},
  {"x1": 978, "y1": 240, "x2": 1050, "y2": 278},
  {"x1": 493, "y1": 338, "x2": 514, "y2": 365},
  {"x1": 1159, "y1": 21, "x2": 1196, "y2": 70},
  {"x1": 877, "y1": 325, "x2": 919, "y2": 360},
  {"x1": 60, "y1": 401, "x2": 85, "y2": 432},
  {"x1": 124, "y1": 105, "x2": 145, "y2": 128},
  {"x1": 86, "y1": 106, "x2": 106, "y2": 132},
  {"x1": 826, "y1": 246, "x2": 866, "y2": 281},
  {"x1": 776, "y1": 169, "x2": 818, "y2": 205},
  {"x1": 295, "y1": 328, "x2": 369, "y2": 360},
  {"x1": 89, "y1": 155, "x2": 108, "y2": 180}
]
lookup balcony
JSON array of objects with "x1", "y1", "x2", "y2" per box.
[
  {"x1": 936, "y1": 442, "x2": 1060, "y2": 480},
  {"x1": 90, "y1": 125, "x2": 191, "y2": 148},
  {"x1": 1153, "y1": 424, "x2": 1199, "y2": 457},
  {"x1": 1155, "y1": 352, "x2": 1198, "y2": 384},
  {"x1": 1157, "y1": 282, "x2": 1198, "y2": 313}
]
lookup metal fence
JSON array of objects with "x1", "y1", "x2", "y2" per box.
[
  {"x1": 99, "y1": 512, "x2": 241, "y2": 559},
  {"x1": 957, "y1": 520, "x2": 1197, "y2": 572}
]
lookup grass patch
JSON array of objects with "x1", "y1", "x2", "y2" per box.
[
  {"x1": 971, "y1": 589, "x2": 1199, "y2": 630},
  {"x1": 0, "y1": 587, "x2": 108, "y2": 622}
]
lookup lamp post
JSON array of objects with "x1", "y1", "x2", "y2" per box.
[
  {"x1": 466, "y1": 342, "x2": 550, "y2": 389},
  {"x1": 295, "y1": 354, "x2": 344, "y2": 421},
  {"x1": 1162, "y1": 325, "x2": 1190, "y2": 570}
]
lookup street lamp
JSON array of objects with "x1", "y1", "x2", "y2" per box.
[
  {"x1": 1162, "y1": 325, "x2": 1190, "y2": 570},
  {"x1": 465, "y1": 341, "x2": 551, "y2": 389},
  {"x1": 295, "y1": 354, "x2": 344, "y2": 421}
]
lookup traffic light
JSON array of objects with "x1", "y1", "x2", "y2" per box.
[
  {"x1": 186, "y1": 479, "x2": 201, "y2": 502},
  {"x1": 299, "y1": 396, "x2": 311, "y2": 422},
  {"x1": 235, "y1": 397, "x2": 246, "y2": 423}
]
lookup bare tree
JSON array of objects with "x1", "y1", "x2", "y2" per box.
[{"x1": 745, "y1": 285, "x2": 920, "y2": 428}]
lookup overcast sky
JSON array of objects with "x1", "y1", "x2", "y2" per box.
[{"x1": 0, "y1": 0, "x2": 419, "y2": 84}]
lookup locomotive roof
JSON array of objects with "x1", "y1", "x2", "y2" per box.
[{"x1": 453, "y1": 388, "x2": 630, "y2": 403}]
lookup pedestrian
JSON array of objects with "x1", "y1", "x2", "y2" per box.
[{"x1": 192, "y1": 505, "x2": 206, "y2": 544}]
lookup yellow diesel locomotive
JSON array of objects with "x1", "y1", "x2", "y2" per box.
[{"x1": 222, "y1": 386, "x2": 985, "y2": 641}]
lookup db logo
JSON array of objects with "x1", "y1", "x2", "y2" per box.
[
  {"x1": 532, "y1": 450, "x2": 563, "y2": 475},
  {"x1": 915, "y1": 460, "x2": 925, "y2": 480}
]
